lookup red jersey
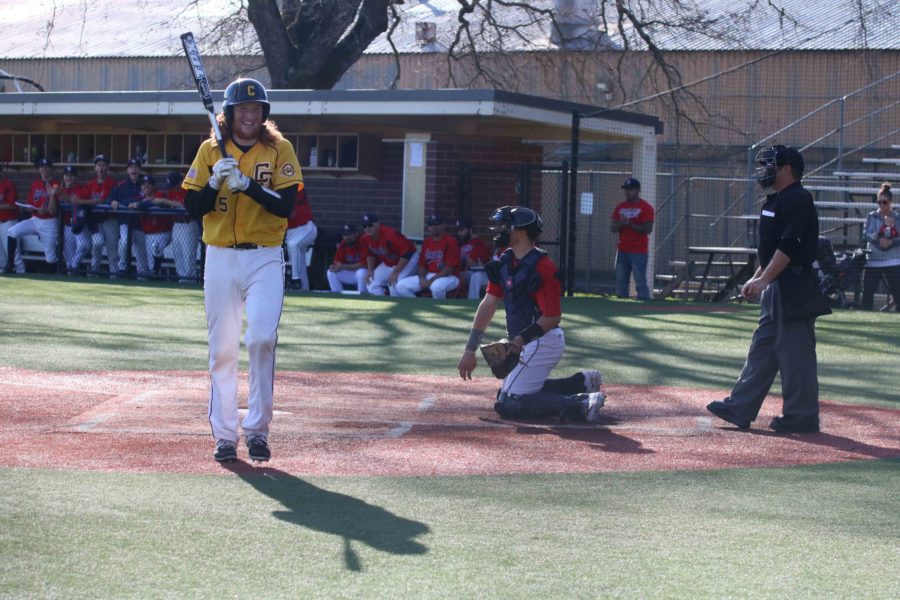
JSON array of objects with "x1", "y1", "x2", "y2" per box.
[
  {"x1": 486, "y1": 253, "x2": 562, "y2": 318},
  {"x1": 85, "y1": 177, "x2": 117, "y2": 203},
  {"x1": 138, "y1": 192, "x2": 174, "y2": 234},
  {"x1": 459, "y1": 236, "x2": 491, "y2": 269},
  {"x1": 419, "y1": 233, "x2": 461, "y2": 274},
  {"x1": 363, "y1": 224, "x2": 416, "y2": 267},
  {"x1": 167, "y1": 186, "x2": 192, "y2": 223},
  {"x1": 333, "y1": 238, "x2": 368, "y2": 266},
  {"x1": 28, "y1": 179, "x2": 59, "y2": 220},
  {"x1": 286, "y1": 185, "x2": 313, "y2": 229},
  {"x1": 612, "y1": 198, "x2": 654, "y2": 254},
  {"x1": 0, "y1": 177, "x2": 18, "y2": 223},
  {"x1": 58, "y1": 184, "x2": 90, "y2": 226}
]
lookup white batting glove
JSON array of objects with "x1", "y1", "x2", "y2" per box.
[
  {"x1": 208, "y1": 157, "x2": 238, "y2": 190},
  {"x1": 226, "y1": 169, "x2": 250, "y2": 192}
]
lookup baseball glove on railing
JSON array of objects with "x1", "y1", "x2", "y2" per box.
[{"x1": 479, "y1": 339, "x2": 521, "y2": 379}]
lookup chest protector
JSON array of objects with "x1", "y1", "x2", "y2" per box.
[{"x1": 486, "y1": 247, "x2": 546, "y2": 337}]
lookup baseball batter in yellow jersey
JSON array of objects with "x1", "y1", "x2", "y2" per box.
[{"x1": 183, "y1": 78, "x2": 302, "y2": 464}]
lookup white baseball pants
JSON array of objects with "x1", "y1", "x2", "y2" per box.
[
  {"x1": 205, "y1": 245, "x2": 285, "y2": 444},
  {"x1": 9, "y1": 216, "x2": 58, "y2": 267},
  {"x1": 395, "y1": 272, "x2": 460, "y2": 299},
  {"x1": 285, "y1": 221, "x2": 317, "y2": 290},
  {"x1": 501, "y1": 328, "x2": 566, "y2": 396},
  {"x1": 327, "y1": 267, "x2": 368, "y2": 292},
  {"x1": 367, "y1": 251, "x2": 419, "y2": 296}
]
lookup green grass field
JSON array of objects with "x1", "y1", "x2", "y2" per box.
[{"x1": 1, "y1": 277, "x2": 898, "y2": 598}]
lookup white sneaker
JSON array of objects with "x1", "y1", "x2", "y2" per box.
[
  {"x1": 581, "y1": 370, "x2": 602, "y2": 393},
  {"x1": 584, "y1": 392, "x2": 606, "y2": 423}
]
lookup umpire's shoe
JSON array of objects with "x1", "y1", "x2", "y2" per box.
[
  {"x1": 247, "y1": 435, "x2": 271, "y2": 462},
  {"x1": 769, "y1": 415, "x2": 820, "y2": 433},
  {"x1": 706, "y1": 400, "x2": 751, "y2": 430},
  {"x1": 213, "y1": 439, "x2": 238, "y2": 462}
]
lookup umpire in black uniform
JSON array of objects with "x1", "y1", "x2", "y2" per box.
[{"x1": 707, "y1": 145, "x2": 830, "y2": 433}]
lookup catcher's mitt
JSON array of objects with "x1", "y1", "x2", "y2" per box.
[{"x1": 479, "y1": 339, "x2": 521, "y2": 379}]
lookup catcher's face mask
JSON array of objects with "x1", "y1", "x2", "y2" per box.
[
  {"x1": 755, "y1": 145, "x2": 780, "y2": 190},
  {"x1": 489, "y1": 206, "x2": 514, "y2": 247},
  {"x1": 489, "y1": 206, "x2": 543, "y2": 247}
]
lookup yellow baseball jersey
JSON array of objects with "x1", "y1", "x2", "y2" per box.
[{"x1": 183, "y1": 137, "x2": 303, "y2": 247}]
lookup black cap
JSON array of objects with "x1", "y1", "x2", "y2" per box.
[
  {"x1": 139, "y1": 174, "x2": 156, "y2": 186},
  {"x1": 163, "y1": 171, "x2": 184, "y2": 190},
  {"x1": 456, "y1": 216, "x2": 472, "y2": 229},
  {"x1": 62, "y1": 165, "x2": 78, "y2": 176},
  {"x1": 361, "y1": 213, "x2": 379, "y2": 226},
  {"x1": 426, "y1": 213, "x2": 443, "y2": 226},
  {"x1": 341, "y1": 222, "x2": 357, "y2": 235},
  {"x1": 126, "y1": 158, "x2": 140, "y2": 167},
  {"x1": 622, "y1": 177, "x2": 640, "y2": 189},
  {"x1": 36, "y1": 158, "x2": 53, "y2": 168},
  {"x1": 775, "y1": 145, "x2": 805, "y2": 176},
  {"x1": 94, "y1": 154, "x2": 110, "y2": 165}
]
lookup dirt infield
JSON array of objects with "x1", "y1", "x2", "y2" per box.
[{"x1": 3, "y1": 367, "x2": 897, "y2": 476}]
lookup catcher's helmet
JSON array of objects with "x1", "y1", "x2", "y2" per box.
[
  {"x1": 489, "y1": 205, "x2": 543, "y2": 245},
  {"x1": 755, "y1": 144, "x2": 804, "y2": 190},
  {"x1": 223, "y1": 78, "x2": 270, "y2": 122}
]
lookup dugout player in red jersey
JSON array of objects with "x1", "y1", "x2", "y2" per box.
[
  {"x1": 455, "y1": 216, "x2": 492, "y2": 299},
  {"x1": 457, "y1": 206, "x2": 605, "y2": 422},
  {"x1": 284, "y1": 183, "x2": 317, "y2": 290},
  {"x1": 327, "y1": 222, "x2": 369, "y2": 293},
  {"x1": 54, "y1": 165, "x2": 92, "y2": 274},
  {"x1": 361, "y1": 212, "x2": 419, "y2": 295},
  {"x1": 0, "y1": 164, "x2": 19, "y2": 273},
  {"x1": 5, "y1": 158, "x2": 59, "y2": 274},
  {"x1": 82, "y1": 155, "x2": 118, "y2": 276},
  {"x1": 396, "y1": 213, "x2": 461, "y2": 299}
]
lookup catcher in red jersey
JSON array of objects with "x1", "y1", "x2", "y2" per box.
[
  {"x1": 457, "y1": 206, "x2": 606, "y2": 422},
  {"x1": 327, "y1": 222, "x2": 369, "y2": 292},
  {"x1": 360, "y1": 212, "x2": 418, "y2": 296},
  {"x1": 183, "y1": 78, "x2": 302, "y2": 464},
  {"x1": 396, "y1": 213, "x2": 461, "y2": 299}
]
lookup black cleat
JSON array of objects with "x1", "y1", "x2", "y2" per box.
[
  {"x1": 213, "y1": 439, "x2": 237, "y2": 462},
  {"x1": 770, "y1": 415, "x2": 820, "y2": 433},
  {"x1": 247, "y1": 435, "x2": 271, "y2": 462},
  {"x1": 706, "y1": 400, "x2": 751, "y2": 430}
]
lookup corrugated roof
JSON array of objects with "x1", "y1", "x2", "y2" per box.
[{"x1": 0, "y1": 0, "x2": 895, "y2": 60}]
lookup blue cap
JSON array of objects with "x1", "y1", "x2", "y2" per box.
[
  {"x1": 36, "y1": 158, "x2": 53, "y2": 167},
  {"x1": 93, "y1": 154, "x2": 110, "y2": 164},
  {"x1": 341, "y1": 223, "x2": 357, "y2": 235},
  {"x1": 361, "y1": 213, "x2": 378, "y2": 226},
  {"x1": 62, "y1": 165, "x2": 78, "y2": 176},
  {"x1": 426, "y1": 213, "x2": 443, "y2": 226},
  {"x1": 127, "y1": 158, "x2": 140, "y2": 167},
  {"x1": 163, "y1": 171, "x2": 183, "y2": 190},
  {"x1": 456, "y1": 216, "x2": 472, "y2": 229},
  {"x1": 139, "y1": 174, "x2": 156, "y2": 186},
  {"x1": 622, "y1": 177, "x2": 641, "y2": 189}
]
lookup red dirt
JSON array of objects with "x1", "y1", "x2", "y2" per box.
[{"x1": 3, "y1": 367, "x2": 897, "y2": 477}]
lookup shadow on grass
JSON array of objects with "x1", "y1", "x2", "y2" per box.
[{"x1": 223, "y1": 463, "x2": 429, "y2": 571}]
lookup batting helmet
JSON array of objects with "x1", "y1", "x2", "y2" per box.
[
  {"x1": 489, "y1": 205, "x2": 543, "y2": 246},
  {"x1": 223, "y1": 78, "x2": 270, "y2": 123}
]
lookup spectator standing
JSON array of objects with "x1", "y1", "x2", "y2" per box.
[
  {"x1": 5, "y1": 158, "x2": 59, "y2": 274},
  {"x1": 396, "y1": 213, "x2": 461, "y2": 299},
  {"x1": 326, "y1": 222, "x2": 369, "y2": 293},
  {"x1": 611, "y1": 177, "x2": 654, "y2": 300},
  {"x1": 284, "y1": 183, "x2": 317, "y2": 290},
  {"x1": 455, "y1": 216, "x2": 493, "y2": 300},
  {"x1": 361, "y1": 212, "x2": 418, "y2": 296},
  {"x1": 861, "y1": 182, "x2": 900, "y2": 311},
  {"x1": 0, "y1": 164, "x2": 19, "y2": 272}
]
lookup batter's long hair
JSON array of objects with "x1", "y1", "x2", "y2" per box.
[{"x1": 212, "y1": 113, "x2": 284, "y2": 147}]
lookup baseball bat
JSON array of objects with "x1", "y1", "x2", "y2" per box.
[{"x1": 180, "y1": 31, "x2": 229, "y2": 159}]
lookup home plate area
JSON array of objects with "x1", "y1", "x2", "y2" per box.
[{"x1": 2, "y1": 368, "x2": 898, "y2": 476}]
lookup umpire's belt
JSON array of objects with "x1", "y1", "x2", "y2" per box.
[{"x1": 230, "y1": 243, "x2": 266, "y2": 250}]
